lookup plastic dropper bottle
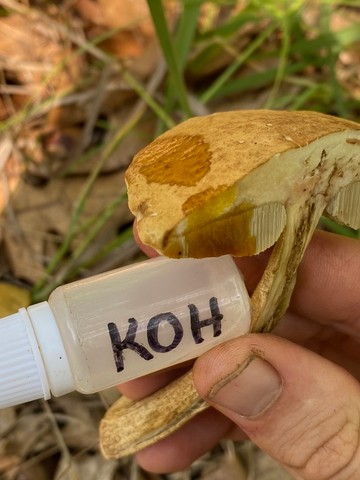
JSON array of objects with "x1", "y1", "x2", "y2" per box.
[{"x1": 0, "y1": 255, "x2": 250, "y2": 409}]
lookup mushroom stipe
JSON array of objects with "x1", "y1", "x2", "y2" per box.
[{"x1": 100, "y1": 110, "x2": 360, "y2": 458}]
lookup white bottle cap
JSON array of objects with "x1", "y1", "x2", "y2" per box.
[
  {"x1": 0, "y1": 308, "x2": 50, "y2": 408},
  {"x1": 0, "y1": 302, "x2": 76, "y2": 408},
  {"x1": 27, "y1": 302, "x2": 75, "y2": 398}
]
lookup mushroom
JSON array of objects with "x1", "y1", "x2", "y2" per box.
[{"x1": 100, "y1": 110, "x2": 360, "y2": 458}]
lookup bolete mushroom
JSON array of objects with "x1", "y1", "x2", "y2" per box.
[{"x1": 100, "y1": 110, "x2": 360, "y2": 458}]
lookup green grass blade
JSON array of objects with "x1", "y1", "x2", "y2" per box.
[
  {"x1": 200, "y1": 23, "x2": 275, "y2": 104},
  {"x1": 264, "y1": 17, "x2": 291, "y2": 108},
  {"x1": 121, "y1": 69, "x2": 175, "y2": 128},
  {"x1": 175, "y1": 0, "x2": 202, "y2": 71},
  {"x1": 288, "y1": 84, "x2": 320, "y2": 110},
  {"x1": 147, "y1": 0, "x2": 192, "y2": 118},
  {"x1": 208, "y1": 62, "x2": 306, "y2": 100},
  {"x1": 321, "y1": 217, "x2": 360, "y2": 239},
  {"x1": 157, "y1": 0, "x2": 201, "y2": 134},
  {"x1": 197, "y1": 8, "x2": 258, "y2": 41},
  {"x1": 77, "y1": 225, "x2": 135, "y2": 272},
  {"x1": 318, "y1": 3, "x2": 348, "y2": 117}
]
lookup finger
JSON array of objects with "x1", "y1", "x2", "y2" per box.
[
  {"x1": 291, "y1": 231, "x2": 360, "y2": 332},
  {"x1": 194, "y1": 334, "x2": 360, "y2": 480},
  {"x1": 117, "y1": 365, "x2": 189, "y2": 400},
  {"x1": 133, "y1": 220, "x2": 159, "y2": 258},
  {"x1": 237, "y1": 230, "x2": 360, "y2": 331},
  {"x1": 275, "y1": 312, "x2": 360, "y2": 381}
]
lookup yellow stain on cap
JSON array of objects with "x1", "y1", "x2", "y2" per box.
[{"x1": 139, "y1": 135, "x2": 211, "y2": 187}]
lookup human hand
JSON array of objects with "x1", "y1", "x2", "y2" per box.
[{"x1": 119, "y1": 230, "x2": 360, "y2": 479}]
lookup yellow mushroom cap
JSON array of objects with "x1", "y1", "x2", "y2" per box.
[{"x1": 125, "y1": 110, "x2": 360, "y2": 258}]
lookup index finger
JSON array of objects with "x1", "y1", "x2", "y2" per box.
[{"x1": 290, "y1": 230, "x2": 360, "y2": 331}]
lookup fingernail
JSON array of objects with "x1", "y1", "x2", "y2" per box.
[{"x1": 208, "y1": 356, "x2": 282, "y2": 418}]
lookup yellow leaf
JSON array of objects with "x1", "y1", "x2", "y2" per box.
[{"x1": 0, "y1": 283, "x2": 31, "y2": 317}]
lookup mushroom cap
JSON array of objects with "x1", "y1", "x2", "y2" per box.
[{"x1": 125, "y1": 110, "x2": 360, "y2": 258}]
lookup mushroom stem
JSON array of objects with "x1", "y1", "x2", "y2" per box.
[
  {"x1": 100, "y1": 369, "x2": 207, "y2": 458},
  {"x1": 250, "y1": 196, "x2": 327, "y2": 333}
]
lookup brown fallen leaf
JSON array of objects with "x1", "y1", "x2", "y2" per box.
[
  {"x1": 1, "y1": 170, "x2": 131, "y2": 285},
  {"x1": 0, "y1": 14, "x2": 82, "y2": 112},
  {"x1": 74, "y1": 0, "x2": 153, "y2": 34},
  {"x1": 0, "y1": 283, "x2": 30, "y2": 317},
  {"x1": 0, "y1": 137, "x2": 22, "y2": 215}
]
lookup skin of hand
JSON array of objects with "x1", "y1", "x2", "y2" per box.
[{"x1": 118, "y1": 228, "x2": 360, "y2": 479}]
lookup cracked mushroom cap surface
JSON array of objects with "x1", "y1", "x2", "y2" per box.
[{"x1": 125, "y1": 110, "x2": 360, "y2": 258}]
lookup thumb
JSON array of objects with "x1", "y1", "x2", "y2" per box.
[{"x1": 193, "y1": 334, "x2": 360, "y2": 480}]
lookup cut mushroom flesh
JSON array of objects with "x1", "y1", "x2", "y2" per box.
[
  {"x1": 326, "y1": 181, "x2": 360, "y2": 229},
  {"x1": 100, "y1": 110, "x2": 360, "y2": 458},
  {"x1": 126, "y1": 110, "x2": 360, "y2": 258}
]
